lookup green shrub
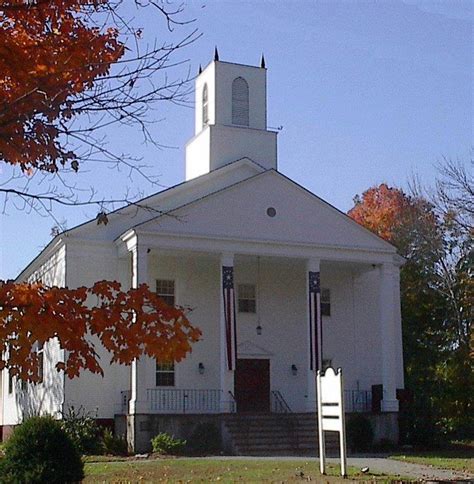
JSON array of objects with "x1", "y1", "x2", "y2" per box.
[
  {"x1": 102, "y1": 428, "x2": 128, "y2": 456},
  {"x1": 346, "y1": 414, "x2": 374, "y2": 452},
  {"x1": 151, "y1": 432, "x2": 186, "y2": 455},
  {"x1": 60, "y1": 405, "x2": 102, "y2": 455},
  {"x1": 0, "y1": 415, "x2": 84, "y2": 484},
  {"x1": 186, "y1": 422, "x2": 221, "y2": 454}
]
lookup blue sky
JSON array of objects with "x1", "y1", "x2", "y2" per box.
[{"x1": 0, "y1": 0, "x2": 472, "y2": 280}]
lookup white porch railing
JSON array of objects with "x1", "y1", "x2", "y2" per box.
[{"x1": 147, "y1": 388, "x2": 236, "y2": 414}]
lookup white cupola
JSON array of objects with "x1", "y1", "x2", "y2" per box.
[{"x1": 185, "y1": 51, "x2": 278, "y2": 180}]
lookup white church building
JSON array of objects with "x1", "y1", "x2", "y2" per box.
[{"x1": 1, "y1": 55, "x2": 405, "y2": 453}]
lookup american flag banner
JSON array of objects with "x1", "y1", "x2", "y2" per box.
[
  {"x1": 309, "y1": 271, "x2": 322, "y2": 371},
  {"x1": 222, "y1": 266, "x2": 237, "y2": 370}
]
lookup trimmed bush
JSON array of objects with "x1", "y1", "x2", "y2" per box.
[
  {"x1": 187, "y1": 422, "x2": 221, "y2": 454},
  {"x1": 151, "y1": 432, "x2": 186, "y2": 455},
  {"x1": 0, "y1": 415, "x2": 84, "y2": 483},
  {"x1": 60, "y1": 405, "x2": 102, "y2": 455},
  {"x1": 102, "y1": 428, "x2": 128, "y2": 456},
  {"x1": 346, "y1": 414, "x2": 374, "y2": 452}
]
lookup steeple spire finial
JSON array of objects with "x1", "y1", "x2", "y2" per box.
[
  {"x1": 214, "y1": 46, "x2": 219, "y2": 62},
  {"x1": 260, "y1": 53, "x2": 266, "y2": 69},
  {"x1": 198, "y1": 64, "x2": 202, "y2": 74}
]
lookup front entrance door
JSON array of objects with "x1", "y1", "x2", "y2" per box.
[{"x1": 234, "y1": 359, "x2": 270, "y2": 412}]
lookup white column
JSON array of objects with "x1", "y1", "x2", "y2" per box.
[
  {"x1": 306, "y1": 258, "x2": 320, "y2": 412},
  {"x1": 379, "y1": 262, "x2": 399, "y2": 412},
  {"x1": 220, "y1": 253, "x2": 235, "y2": 411},
  {"x1": 129, "y1": 244, "x2": 149, "y2": 414}
]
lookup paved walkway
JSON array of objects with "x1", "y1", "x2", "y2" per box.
[
  {"x1": 336, "y1": 456, "x2": 473, "y2": 481},
  {"x1": 202, "y1": 456, "x2": 474, "y2": 481}
]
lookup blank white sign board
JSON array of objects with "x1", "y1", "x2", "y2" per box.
[{"x1": 317, "y1": 367, "x2": 347, "y2": 477}]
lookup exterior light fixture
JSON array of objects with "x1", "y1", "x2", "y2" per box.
[
  {"x1": 256, "y1": 324, "x2": 262, "y2": 335},
  {"x1": 291, "y1": 364, "x2": 298, "y2": 376},
  {"x1": 198, "y1": 362, "x2": 205, "y2": 375}
]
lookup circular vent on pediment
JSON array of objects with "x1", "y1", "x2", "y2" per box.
[{"x1": 266, "y1": 207, "x2": 277, "y2": 217}]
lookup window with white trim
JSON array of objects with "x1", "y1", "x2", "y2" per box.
[
  {"x1": 202, "y1": 83, "x2": 209, "y2": 127},
  {"x1": 156, "y1": 279, "x2": 175, "y2": 306},
  {"x1": 238, "y1": 284, "x2": 256, "y2": 313},
  {"x1": 232, "y1": 77, "x2": 249, "y2": 126},
  {"x1": 321, "y1": 288, "x2": 331, "y2": 317},
  {"x1": 156, "y1": 362, "x2": 175, "y2": 386},
  {"x1": 8, "y1": 371, "x2": 13, "y2": 394},
  {"x1": 37, "y1": 342, "x2": 44, "y2": 384}
]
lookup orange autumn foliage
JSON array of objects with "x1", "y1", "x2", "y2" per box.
[
  {"x1": 0, "y1": 0, "x2": 124, "y2": 171},
  {"x1": 0, "y1": 280, "x2": 201, "y2": 382},
  {"x1": 347, "y1": 183, "x2": 416, "y2": 243}
]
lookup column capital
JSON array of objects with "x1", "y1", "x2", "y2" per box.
[
  {"x1": 220, "y1": 253, "x2": 234, "y2": 266},
  {"x1": 131, "y1": 243, "x2": 149, "y2": 288},
  {"x1": 306, "y1": 258, "x2": 320, "y2": 272}
]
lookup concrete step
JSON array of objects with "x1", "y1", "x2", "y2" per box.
[{"x1": 223, "y1": 413, "x2": 340, "y2": 456}]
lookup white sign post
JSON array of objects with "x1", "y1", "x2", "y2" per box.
[{"x1": 317, "y1": 367, "x2": 347, "y2": 477}]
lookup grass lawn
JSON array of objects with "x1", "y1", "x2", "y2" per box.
[
  {"x1": 83, "y1": 457, "x2": 410, "y2": 483},
  {"x1": 389, "y1": 450, "x2": 473, "y2": 474}
]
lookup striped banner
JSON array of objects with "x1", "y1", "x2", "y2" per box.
[
  {"x1": 222, "y1": 266, "x2": 237, "y2": 370},
  {"x1": 309, "y1": 271, "x2": 322, "y2": 371}
]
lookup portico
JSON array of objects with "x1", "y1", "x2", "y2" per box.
[{"x1": 119, "y1": 228, "x2": 403, "y2": 423}]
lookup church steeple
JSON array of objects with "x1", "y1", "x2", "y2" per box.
[{"x1": 185, "y1": 57, "x2": 278, "y2": 181}]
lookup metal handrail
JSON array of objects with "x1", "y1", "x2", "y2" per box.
[
  {"x1": 227, "y1": 390, "x2": 237, "y2": 413},
  {"x1": 270, "y1": 390, "x2": 292, "y2": 413}
]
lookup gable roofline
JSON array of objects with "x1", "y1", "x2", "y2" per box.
[
  {"x1": 127, "y1": 167, "x2": 269, "y2": 234},
  {"x1": 13, "y1": 158, "x2": 265, "y2": 280},
  {"x1": 65, "y1": 157, "x2": 264, "y2": 238},
  {"x1": 271, "y1": 170, "x2": 398, "y2": 253},
  {"x1": 15, "y1": 236, "x2": 66, "y2": 283},
  {"x1": 129, "y1": 168, "x2": 398, "y2": 254}
]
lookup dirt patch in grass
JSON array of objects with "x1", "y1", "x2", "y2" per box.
[{"x1": 84, "y1": 457, "x2": 411, "y2": 482}]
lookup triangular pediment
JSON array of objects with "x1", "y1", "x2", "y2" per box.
[{"x1": 135, "y1": 170, "x2": 395, "y2": 253}]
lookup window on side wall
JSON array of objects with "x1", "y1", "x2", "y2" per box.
[
  {"x1": 156, "y1": 279, "x2": 175, "y2": 306},
  {"x1": 321, "y1": 288, "x2": 331, "y2": 317},
  {"x1": 37, "y1": 342, "x2": 44, "y2": 384},
  {"x1": 8, "y1": 371, "x2": 13, "y2": 394},
  {"x1": 156, "y1": 362, "x2": 175, "y2": 387},
  {"x1": 238, "y1": 284, "x2": 256, "y2": 313}
]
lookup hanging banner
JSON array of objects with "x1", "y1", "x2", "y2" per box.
[
  {"x1": 309, "y1": 271, "x2": 322, "y2": 371},
  {"x1": 222, "y1": 265, "x2": 237, "y2": 370}
]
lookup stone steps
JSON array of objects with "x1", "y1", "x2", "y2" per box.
[{"x1": 223, "y1": 413, "x2": 340, "y2": 456}]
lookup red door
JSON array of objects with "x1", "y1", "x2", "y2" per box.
[{"x1": 234, "y1": 359, "x2": 270, "y2": 412}]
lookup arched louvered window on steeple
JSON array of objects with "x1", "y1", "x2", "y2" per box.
[
  {"x1": 232, "y1": 77, "x2": 249, "y2": 126},
  {"x1": 202, "y1": 83, "x2": 209, "y2": 127}
]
